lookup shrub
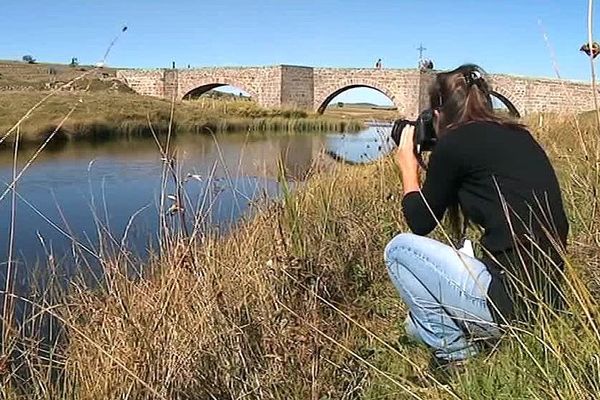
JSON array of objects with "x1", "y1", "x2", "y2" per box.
[{"x1": 22, "y1": 54, "x2": 36, "y2": 64}]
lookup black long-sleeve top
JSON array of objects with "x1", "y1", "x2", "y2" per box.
[{"x1": 402, "y1": 121, "x2": 569, "y2": 321}]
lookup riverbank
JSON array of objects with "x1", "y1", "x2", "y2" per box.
[
  {"x1": 0, "y1": 91, "x2": 364, "y2": 145},
  {"x1": 3, "y1": 114, "x2": 600, "y2": 398},
  {"x1": 324, "y1": 103, "x2": 400, "y2": 121}
]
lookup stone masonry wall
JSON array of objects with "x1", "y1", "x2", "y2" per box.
[
  {"x1": 490, "y1": 74, "x2": 595, "y2": 114},
  {"x1": 116, "y1": 69, "x2": 165, "y2": 97},
  {"x1": 117, "y1": 66, "x2": 597, "y2": 116},
  {"x1": 117, "y1": 67, "x2": 283, "y2": 107},
  {"x1": 280, "y1": 66, "x2": 314, "y2": 109},
  {"x1": 176, "y1": 67, "x2": 282, "y2": 107},
  {"x1": 313, "y1": 68, "x2": 422, "y2": 117}
]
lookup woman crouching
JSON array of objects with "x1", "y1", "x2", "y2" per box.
[{"x1": 385, "y1": 64, "x2": 569, "y2": 374}]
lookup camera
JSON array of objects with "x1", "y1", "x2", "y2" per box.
[{"x1": 390, "y1": 108, "x2": 437, "y2": 155}]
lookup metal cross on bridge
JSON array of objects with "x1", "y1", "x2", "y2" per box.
[{"x1": 417, "y1": 43, "x2": 427, "y2": 61}]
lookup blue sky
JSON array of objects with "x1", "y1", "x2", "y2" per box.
[{"x1": 0, "y1": 1, "x2": 597, "y2": 104}]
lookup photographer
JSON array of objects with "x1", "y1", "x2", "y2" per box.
[{"x1": 385, "y1": 64, "x2": 569, "y2": 374}]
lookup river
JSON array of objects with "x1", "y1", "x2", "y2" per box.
[{"x1": 0, "y1": 125, "x2": 395, "y2": 286}]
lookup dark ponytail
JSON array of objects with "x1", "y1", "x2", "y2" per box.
[
  {"x1": 428, "y1": 64, "x2": 526, "y2": 239},
  {"x1": 429, "y1": 64, "x2": 524, "y2": 135}
]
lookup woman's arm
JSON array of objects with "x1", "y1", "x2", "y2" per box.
[
  {"x1": 394, "y1": 127, "x2": 462, "y2": 235},
  {"x1": 394, "y1": 126, "x2": 421, "y2": 195}
]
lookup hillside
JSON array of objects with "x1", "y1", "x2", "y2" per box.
[
  {"x1": 0, "y1": 59, "x2": 130, "y2": 93},
  {"x1": 0, "y1": 60, "x2": 257, "y2": 101}
]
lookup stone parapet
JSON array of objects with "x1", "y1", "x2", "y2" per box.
[{"x1": 117, "y1": 66, "x2": 597, "y2": 116}]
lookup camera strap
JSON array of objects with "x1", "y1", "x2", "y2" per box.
[{"x1": 416, "y1": 152, "x2": 428, "y2": 170}]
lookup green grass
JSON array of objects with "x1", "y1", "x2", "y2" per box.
[{"x1": 0, "y1": 91, "x2": 363, "y2": 145}]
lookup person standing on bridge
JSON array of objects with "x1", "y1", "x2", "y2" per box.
[{"x1": 385, "y1": 63, "x2": 568, "y2": 380}]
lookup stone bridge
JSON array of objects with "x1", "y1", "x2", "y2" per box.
[{"x1": 116, "y1": 65, "x2": 596, "y2": 118}]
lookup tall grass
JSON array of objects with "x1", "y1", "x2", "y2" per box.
[
  {"x1": 0, "y1": 112, "x2": 599, "y2": 399},
  {"x1": 1, "y1": 13, "x2": 600, "y2": 396},
  {"x1": 0, "y1": 92, "x2": 363, "y2": 145}
]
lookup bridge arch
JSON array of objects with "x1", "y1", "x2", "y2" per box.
[
  {"x1": 179, "y1": 80, "x2": 259, "y2": 101},
  {"x1": 315, "y1": 80, "x2": 399, "y2": 114},
  {"x1": 489, "y1": 83, "x2": 523, "y2": 118},
  {"x1": 489, "y1": 91, "x2": 520, "y2": 118}
]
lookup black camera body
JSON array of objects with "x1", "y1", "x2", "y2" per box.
[{"x1": 390, "y1": 108, "x2": 437, "y2": 155}]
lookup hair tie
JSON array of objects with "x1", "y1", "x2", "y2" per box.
[{"x1": 464, "y1": 70, "x2": 484, "y2": 88}]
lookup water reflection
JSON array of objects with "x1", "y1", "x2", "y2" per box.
[
  {"x1": 0, "y1": 124, "x2": 394, "y2": 274},
  {"x1": 278, "y1": 134, "x2": 315, "y2": 180},
  {"x1": 324, "y1": 123, "x2": 395, "y2": 164},
  {"x1": 0, "y1": 133, "x2": 324, "y2": 272}
]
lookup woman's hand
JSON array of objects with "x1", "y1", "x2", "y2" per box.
[{"x1": 394, "y1": 125, "x2": 421, "y2": 195}]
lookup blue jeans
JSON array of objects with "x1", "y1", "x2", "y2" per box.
[{"x1": 384, "y1": 233, "x2": 501, "y2": 361}]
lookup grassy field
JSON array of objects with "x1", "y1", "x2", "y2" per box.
[
  {"x1": 0, "y1": 111, "x2": 599, "y2": 399},
  {"x1": 0, "y1": 91, "x2": 363, "y2": 145},
  {"x1": 324, "y1": 103, "x2": 401, "y2": 122}
]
